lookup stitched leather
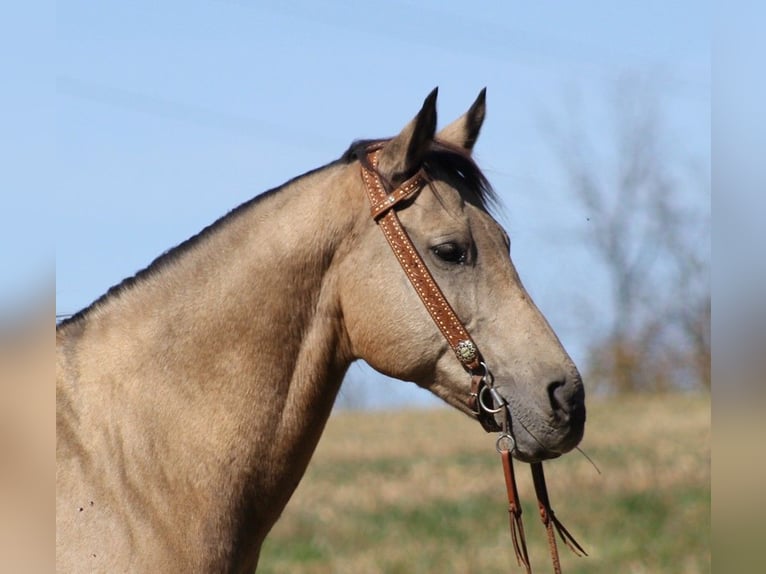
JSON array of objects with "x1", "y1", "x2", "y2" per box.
[
  {"x1": 361, "y1": 146, "x2": 501, "y2": 433},
  {"x1": 361, "y1": 148, "x2": 482, "y2": 372},
  {"x1": 369, "y1": 172, "x2": 424, "y2": 219}
]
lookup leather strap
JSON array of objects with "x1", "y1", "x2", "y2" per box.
[
  {"x1": 360, "y1": 148, "x2": 483, "y2": 373},
  {"x1": 360, "y1": 146, "x2": 501, "y2": 432},
  {"x1": 501, "y1": 449, "x2": 532, "y2": 573},
  {"x1": 531, "y1": 462, "x2": 587, "y2": 573}
]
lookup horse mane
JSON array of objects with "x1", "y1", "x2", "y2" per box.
[
  {"x1": 56, "y1": 162, "x2": 335, "y2": 329},
  {"x1": 58, "y1": 138, "x2": 496, "y2": 329}
]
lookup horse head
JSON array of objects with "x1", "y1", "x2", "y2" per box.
[{"x1": 338, "y1": 89, "x2": 585, "y2": 462}]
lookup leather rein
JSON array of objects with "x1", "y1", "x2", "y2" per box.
[{"x1": 359, "y1": 144, "x2": 586, "y2": 572}]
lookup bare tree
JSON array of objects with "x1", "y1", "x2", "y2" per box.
[{"x1": 547, "y1": 79, "x2": 710, "y2": 392}]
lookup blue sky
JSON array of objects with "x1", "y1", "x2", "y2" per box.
[{"x1": 4, "y1": 1, "x2": 710, "y2": 407}]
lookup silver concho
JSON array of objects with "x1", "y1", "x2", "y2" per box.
[{"x1": 455, "y1": 340, "x2": 478, "y2": 364}]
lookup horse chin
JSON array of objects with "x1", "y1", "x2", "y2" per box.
[
  {"x1": 513, "y1": 449, "x2": 562, "y2": 464},
  {"x1": 508, "y1": 438, "x2": 564, "y2": 463},
  {"x1": 494, "y1": 408, "x2": 585, "y2": 463}
]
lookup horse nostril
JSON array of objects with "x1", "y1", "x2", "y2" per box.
[
  {"x1": 547, "y1": 380, "x2": 568, "y2": 414},
  {"x1": 547, "y1": 377, "x2": 584, "y2": 418}
]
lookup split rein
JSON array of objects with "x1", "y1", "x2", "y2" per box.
[{"x1": 358, "y1": 145, "x2": 586, "y2": 573}]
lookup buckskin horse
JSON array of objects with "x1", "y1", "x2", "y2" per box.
[{"x1": 57, "y1": 89, "x2": 586, "y2": 572}]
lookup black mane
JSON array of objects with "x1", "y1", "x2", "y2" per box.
[{"x1": 56, "y1": 162, "x2": 334, "y2": 329}]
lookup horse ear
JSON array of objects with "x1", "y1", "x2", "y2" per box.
[
  {"x1": 377, "y1": 87, "x2": 438, "y2": 182},
  {"x1": 436, "y1": 88, "x2": 486, "y2": 152}
]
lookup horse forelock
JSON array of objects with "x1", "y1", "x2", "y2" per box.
[{"x1": 341, "y1": 138, "x2": 498, "y2": 213}]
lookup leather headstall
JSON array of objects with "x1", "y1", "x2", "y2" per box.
[{"x1": 358, "y1": 144, "x2": 501, "y2": 433}]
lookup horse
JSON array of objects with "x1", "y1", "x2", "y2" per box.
[{"x1": 56, "y1": 88, "x2": 585, "y2": 573}]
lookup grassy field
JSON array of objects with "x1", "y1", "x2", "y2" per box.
[{"x1": 259, "y1": 393, "x2": 710, "y2": 573}]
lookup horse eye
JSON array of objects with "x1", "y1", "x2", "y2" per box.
[{"x1": 432, "y1": 242, "x2": 467, "y2": 265}]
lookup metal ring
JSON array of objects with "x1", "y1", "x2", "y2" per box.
[
  {"x1": 495, "y1": 433, "x2": 516, "y2": 453},
  {"x1": 481, "y1": 362, "x2": 496, "y2": 388},
  {"x1": 472, "y1": 361, "x2": 489, "y2": 380},
  {"x1": 479, "y1": 385, "x2": 505, "y2": 414}
]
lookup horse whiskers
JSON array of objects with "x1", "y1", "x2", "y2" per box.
[{"x1": 575, "y1": 446, "x2": 602, "y2": 475}]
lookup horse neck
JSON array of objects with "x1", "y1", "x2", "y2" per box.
[{"x1": 59, "y1": 162, "x2": 362, "y2": 567}]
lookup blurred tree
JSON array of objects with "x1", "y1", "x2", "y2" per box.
[{"x1": 547, "y1": 79, "x2": 710, "y2": 392}]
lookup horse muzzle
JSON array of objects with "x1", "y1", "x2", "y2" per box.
[{"x1": 492, "y1": 374, "x2": 586, "y2": 463}]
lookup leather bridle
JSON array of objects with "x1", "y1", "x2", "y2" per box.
[
  {"x1": 359, "y1": 143, "x2": 502, "y2": 433},
  {"x1": 358, "y1": 143, "x2": 586, "y2": 573}
]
